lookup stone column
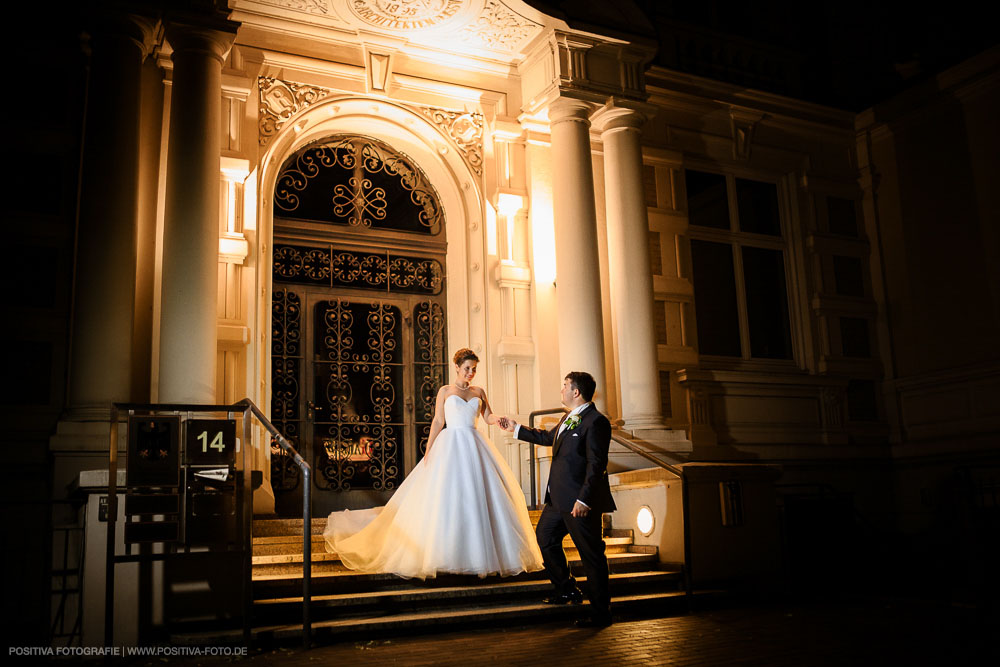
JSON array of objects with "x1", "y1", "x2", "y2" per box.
[
  {"x1": 593, "y1": 106, "x2": 667, "y2": 430},
  {"x1": 547, "y1": 98, "x2": 608, "y2": 410},
  {"x1": 158, "y1": 23, "x2": 235, "y2": 404},
  {"x1": 67, "y1": 14, "x2": 157, "y2": 420}
]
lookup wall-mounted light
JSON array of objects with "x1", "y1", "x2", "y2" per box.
[
  {"x1": 496, "y1": 193, "x2": 524, "y2": 262},
  {"x1": 636, "y1": 505, "x2": 655, "y2": 537}
]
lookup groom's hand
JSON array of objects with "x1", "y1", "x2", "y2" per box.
[
  {"x1": 571, "y1": 501, "x2": 590, "y2": 518},
  {"x1": 498, "y1": 416, "x2": 516, "y2": 432}
]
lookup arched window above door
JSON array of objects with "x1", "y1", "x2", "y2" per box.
[{"x1": 274, "y1": 135, "x2": 444, "y2": 236}]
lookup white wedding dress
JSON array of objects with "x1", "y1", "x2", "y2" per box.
[{"x1": 323, "y1": 395, "x2": 544, "y2": 578}]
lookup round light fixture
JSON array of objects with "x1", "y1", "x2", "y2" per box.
[{"x1": 636, "y1": 505, "x2": 655, "y2": 537}]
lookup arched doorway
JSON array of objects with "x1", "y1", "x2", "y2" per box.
[{"x1": 268, "y1": 135, "x2": 448, "y2": 516}]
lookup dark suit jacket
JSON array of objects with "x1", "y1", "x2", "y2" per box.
[{"x1": 517, "y1": 403, "x2": 616, "y2": 514}]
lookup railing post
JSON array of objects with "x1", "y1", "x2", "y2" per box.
[
  {"x1": 302, "y1": 465, "x2": 311, "y2": 648},
  {"x1": 526, "y1": 408, "x2": 566, "y2": 511},
  {"x1": 104, "y1": 405, "x2": 119, "y2": 646},
  {"x1": 240, "y1": 398, "x2": 311, "y2": 648}
]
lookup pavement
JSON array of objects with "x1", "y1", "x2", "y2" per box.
[{"x1": 110, "y1": 593, "x2": 996, "y2": 666}]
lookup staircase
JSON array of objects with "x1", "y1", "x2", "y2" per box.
[{"x1": 174, "y1": 511, "x2": 693, "y2": 645}]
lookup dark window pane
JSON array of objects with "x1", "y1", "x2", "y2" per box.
[
  {"x1": 840, "y1": 317, "x2": 871, "y2": 357},
  {"x1": 742, "y1": 246, "x2": 792, "y2": 359},
  {"x1": 659, "y1": 370, "x2": 672, "y2": 419},
  {"x1": 827, "y1": 197, "x2": 859, "y2": 237},
  {"x1": 847, "y1": 380, "x2": 878, "y2": 421},
  {"x1": 653, "y1": 300, "x2": 668, "y2": 345},
  {"x1": 642, "y1": 165, "x2": 658, "y2": 208},
  {"x1": 648, "y1": 231, "x2": 663, "y2": 275},
  {"x1": 685, "y1": 170, "x2": 729, "y2": 229},
  {"x1": 833, "y1": 255, "x2": 865, "y2": 297},
  {"x1": 735, "y1": 178, "x2": 781, "y2": 236},
  {"x1": 690, "y1": 240, "x2": 741, "y2": 356}
]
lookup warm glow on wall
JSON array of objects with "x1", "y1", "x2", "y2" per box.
[
  {"x1": 531, "y1": 192, "x2": 556, "y2": 285},
  {"x1": 496, "y1": 193, "x2": 523, "y2": 261}
]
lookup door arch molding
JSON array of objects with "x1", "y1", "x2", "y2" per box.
[{"x1": 254, "y1": 96, "x2": 488, "y2": 502}]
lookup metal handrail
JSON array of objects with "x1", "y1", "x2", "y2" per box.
[
  {"x1": 526, "y1": 407, "x2": 567, "y2": 509},
  {"x1": 609, "y1": 433, "x2": 684, "y2": 479},
  {"x1": 522, "y1": 409, "x2": 693, "y2": 600},
  {"x1": 238, "y1": 399, "x2": 312, "y2": 648},
  {"x1": 609, "y1": 430, "x2": 693, "y2": 599}
]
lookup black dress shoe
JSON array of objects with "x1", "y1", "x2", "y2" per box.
[
  {"x1": 575, "y1": 614, "x2": 612, "y2": 628},
  {"x1": 542, "y1": 589, "x2": 583, "y2": 605}
]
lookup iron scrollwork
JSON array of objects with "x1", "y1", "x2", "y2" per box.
[
  {"x1": 271, "y1": 289, "x2": 303, "y2": 492},
  {"x1": 414, "y1": 301, "x2": 447, "y2": 460},
  {"x1": 314, "y1": 300, "x2": 403, "y2": 491},
  {"x1": 274, "y1": 136, "x2": 444, "y2": 235},
  {"x1": 272, "y1": 243, "x2": 443, "y2": 295}
]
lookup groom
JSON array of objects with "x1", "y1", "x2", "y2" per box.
[{"x1": 500, "y1": 371, "x2": 615, "y2": 628}]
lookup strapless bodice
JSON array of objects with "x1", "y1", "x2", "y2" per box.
[{"x1": 444, "y1": 395, "x2": 480, "y2": 428}]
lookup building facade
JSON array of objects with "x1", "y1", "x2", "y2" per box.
[{"x1": 4, "y1": 0, "x2": 998, "y2": 645}]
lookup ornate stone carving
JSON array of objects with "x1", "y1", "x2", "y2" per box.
[
  {"x1": 349, "y1": 0, "x2": 465, "y2": 30},
  {"x1": 259, "y1": 77, "x2": 484, "y2": 178},
  {"x1": 253, "y1": 0, "x2": 332, "y2": 15},
  {"x1": 460, "y1": 0, "x2": 536, "y2": 51},
  {"x1": 418, "y1": 107, "x2": 484, "y2": 176},
  {"x1": 258, "y1": 77, "x2": 331, "y2": 146}
]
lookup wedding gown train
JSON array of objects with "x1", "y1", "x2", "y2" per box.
[{"x1": 323, "y1": 395, "x2": 544, "y2": 578}]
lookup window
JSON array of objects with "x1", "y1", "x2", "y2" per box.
[{"x1": 686, "y1": 169, "x2": 793, "y2": 360}]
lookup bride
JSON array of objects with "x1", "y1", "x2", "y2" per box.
[{"x1": 322, "y1": 348, "x2": 544, "y2": 578}]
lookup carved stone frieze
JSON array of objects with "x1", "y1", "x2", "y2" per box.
[
  {"x1": 349, "y1": 0, "x2": 465, "y2": 30},
  {"x1": 259, "y1": 77, "x2": 332, "y2": 146},
  {"x1": 417, "y1": 107, "x2": 484, "y2": 176},
  {"x1": 459, "y1": 0, "x2": 536, "y2": 51},
  {"x1": 252, "y1": 0, "x2": 332, "y2": 15}
]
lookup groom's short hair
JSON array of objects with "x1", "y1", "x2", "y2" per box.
[{"x1": 565, "y1": 371, "x2": 596, "y2": 402}]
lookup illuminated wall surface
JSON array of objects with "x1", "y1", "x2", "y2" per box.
[{"x1": 4, "y1": 0, "x2": 998, "y2": 644}]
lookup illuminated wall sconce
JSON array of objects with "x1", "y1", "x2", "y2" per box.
[{"x1": 636, "y1": 505, "x2": 655, "y2": 537}]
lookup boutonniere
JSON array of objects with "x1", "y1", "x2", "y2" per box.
[{"x1": 564, "y1": 415, "x2": 581, "y2": 431}]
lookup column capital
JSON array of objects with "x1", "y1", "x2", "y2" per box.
[
  {"x1": 165, "y1": 21, "x2": 238, "y2": 65},
  {"x1": 591, "y1": 105, "x2": 645, "y2": 134},
  {"x1": 547, "y1": 98, "x2": 597, "y2": 127}
]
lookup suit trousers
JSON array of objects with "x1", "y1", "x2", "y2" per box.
[{"x1": 535, "y1": 503, "x2": 610, "y2": 615}]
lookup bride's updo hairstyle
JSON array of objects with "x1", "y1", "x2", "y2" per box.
[{"x1": 453, "y1": 348, "x2": 479, "y2": 366}]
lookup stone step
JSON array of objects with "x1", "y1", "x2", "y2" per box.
[
  {"x1": 250, "y1": 516, "x2": 630, "y2": 539},
  {"x1": 171, "y1": 589, "x2": 720, "y2": 646},
  {"x1": 252, "y1": 518, "x2": 327, "y2": 537},
  {"x1": 251, "y1": 549, "x2": 659, "y2": 584},
  {"x1": 252, "y1": 534, "x2": 637, "y2": 560},
  {"x1": 253, "y1": 571, "x2": 682, "y2": 622}
]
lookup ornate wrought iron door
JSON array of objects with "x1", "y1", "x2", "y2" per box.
[
  {"x1": 269, "y1": 135, "x2": 447, "y2": 516},
  {"x1": 311, "y1": 298, "x2": 404, "y2": 493}
]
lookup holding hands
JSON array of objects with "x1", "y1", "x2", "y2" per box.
[{"x1": 497, "y1": 416, "x2": 518, "y2": 432}]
